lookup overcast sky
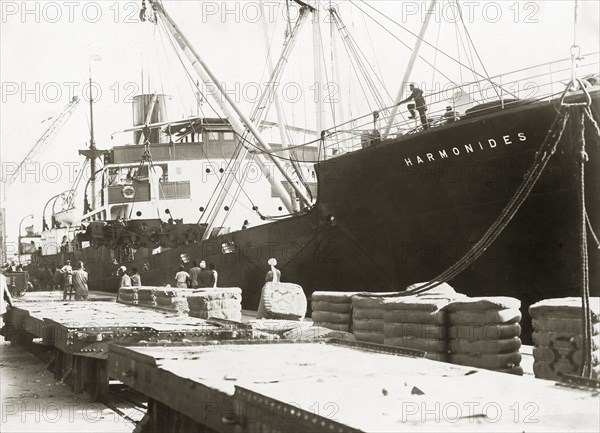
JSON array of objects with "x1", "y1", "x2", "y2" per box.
[{"x1": 1, "y1": 0, "x2": 599, "y2": 254}]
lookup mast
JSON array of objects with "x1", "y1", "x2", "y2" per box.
[
  {"x1": 149, "y1": 1, "x2": 312, "y2": 208},
  {"x1": 312, "y1": 5, "x2": 326, "y2": 156},
  {"x1": 329, "y1": 5, "x2": 348, "y2": 153},
  {"x1": 383, "y1": 0, "x2": 437, "y2": 138},
  {"x1": 79, "y1": 63, "x2": 107, "y2": 213},
  {"x1": 88, "y1": 75, "x2": 97, "y2": 211},
  {"x1": 148, "y1": 0, "x2": 315, "y2": 239}
]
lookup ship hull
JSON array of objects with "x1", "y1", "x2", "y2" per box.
[{"x1": 39, "y1": 92, "x2": 600, "y2": 339}]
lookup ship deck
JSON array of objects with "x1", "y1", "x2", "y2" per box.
[{"x1": 109, "y1": 340, "x2": 599, "y2": 433}]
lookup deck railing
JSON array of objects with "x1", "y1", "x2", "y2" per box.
[{"x1": 317, "y1": 52, "x2": 599, "y2": 158}]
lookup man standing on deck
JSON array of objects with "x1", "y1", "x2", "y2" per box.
[
  {"x1": 398, "y1": 83, "x2": 429, "y2": 129},
  {"x1": 72, "y1": 261, "x2": 89, "y2": 301}
]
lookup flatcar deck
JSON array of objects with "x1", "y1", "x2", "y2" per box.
[
  {"x1": 4, "y1": 300, "x2": 254, "y2": 401},
  {"x1": 108, "y1": 340, "x2": 600, "y2": 433}
]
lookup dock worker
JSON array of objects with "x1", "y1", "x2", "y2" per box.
[
  {"x1": 72, "y1": 261, "x2": 89, "y2": 301},
  {"x1": 256, "y1": 258, "x2": 282, "y2": 319},
  {"x1": 398, "y1": 83, "x2": 429, "y2": 130},
  {"x1": 197, "y1": 261, "x2": 213, "y2": 288},
  {"x1": 43, "y1": 267, "x2": 54, "y2": 291},
  {"x1": 118, "y1": 266, "x2": 131, "y2": 287},
  {"x1": 208, "y1": 263, "x2": 218, "y2": 288},
  {"x1": 265, "y1": 258, "x2": 281, "y2": 283},
  {"x1": 60, "y1": 260, "x2": 73, "y2": 300},
  {"x1": 1, "y1": 272, "x2": 13, "y2": 334},
  {"x1": 130, "y1": 266, "x2": 142, "y2": 287},
  {"x1": 189, "y1": 260, "x2": 202, "y2": 288},
  {"x1": 174, "y1": 265, "x2": 190, "y2": 289}
]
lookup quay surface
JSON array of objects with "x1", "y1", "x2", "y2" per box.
[{"x1": 1, "y1": 342, "x2": 136, "y2": 433}]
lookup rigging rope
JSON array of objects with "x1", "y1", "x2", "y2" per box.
[
  {"x1": 454, "y1": 0, "x2": 500, "y2": 101},
  {"x1": 353, "y1": 0, "x2": 519, "y2": 100},
  {"x1": 156, "y1": 19, "x2": 268, "y2": 223}
]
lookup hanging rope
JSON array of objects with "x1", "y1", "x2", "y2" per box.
[{"x1": 572, "y1": 107, "x2": 593, "y2": 379}]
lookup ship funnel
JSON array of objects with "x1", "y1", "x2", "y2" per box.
[{"x1": 132, "y1": 94, "x2": 170, "y2": 144}]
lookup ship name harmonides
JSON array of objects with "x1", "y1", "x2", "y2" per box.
[{"x1": 403, "y1": 132, "x2": 528, "y2": 167}]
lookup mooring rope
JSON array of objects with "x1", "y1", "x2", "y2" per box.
[
  {"x1": 394, "y1": 107, "x2": 571, "y2": 297},
  {"x1": 573, "y1": 107, "x2": 594, "y2": 379}
]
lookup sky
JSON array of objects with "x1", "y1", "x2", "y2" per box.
[{"x1": 1, "y1": 0, "x2": 599, "y2": 258}]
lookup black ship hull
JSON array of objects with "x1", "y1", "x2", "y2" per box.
[{"x1": 39, "y1": 92, "x2": 600, "y2": 338}]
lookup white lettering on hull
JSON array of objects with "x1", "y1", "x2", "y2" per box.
[{"x1": 403, "y1": 132, "x2": 528, "y2": 167}]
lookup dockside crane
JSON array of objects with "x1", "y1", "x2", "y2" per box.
[
  {"x1": 2, "y1": 96, "x2": 81, "y2": 192},
  {"x1": 0, "y1": 96, "x2": 80, "y2": 263}
]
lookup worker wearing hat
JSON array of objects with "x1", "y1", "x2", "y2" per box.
[{"x1": 118, "y1": 265, "x2": 131, "y2": 288}]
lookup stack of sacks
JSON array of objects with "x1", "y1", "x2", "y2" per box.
[
  {"x1": 352, "y1": 295, "x2": 386, "y2": 344},
  {"x1": 383, "y1": 296, "x2": 451, "y2": 362},
  {"x1": 187, "y1": 288, "x2": 242, "y2": 322},
  {"x1": 529, "y1": 297, "x2": 600, "y2": 380},
  {"x1": 118, "y1": 287, "x2": 138, "y2": 304},
  {"x1": 447, "y1": 297, "x2": 523, "y2": 374},
  {"x1": 258, "y1": 282, "x2": 307, "y2": 320},
  {"x1": 311, "y1": 292, "x2": 358, "y2": 332},
  {"x1": 137, "y1": 287, "x2": 157, "y2": 306},
  {"x1": 154, "y1": 288, "x2": 189, "y2": 313}
]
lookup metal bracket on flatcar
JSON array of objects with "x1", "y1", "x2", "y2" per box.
[
  {"x1": 328, "y1": 339, "x2": 427, "y2": 358},
  {"x1": 556, "y1": 373, "x2": 600, "y2": 390},
  {"x1": 233, "y1": 386, "x2": 362, "y2": 433}
]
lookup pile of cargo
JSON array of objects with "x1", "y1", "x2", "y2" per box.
[
  {"x1": 118, "y1": 287, "x2": 138, "y2": 304},
  {"x1": 529, "y1": 297, "x2": 600, "y2": 380},
  {"x1": 187, "y1": 288, "x2": 243, "y2": 321},
  {"x1": 447, "y1": 297, "x2": 523, "y2": 375},
  {"x1": 153, "y1": 288, "x2": 189, "y2": 313},
  {"x1": 351, "y1": 295, "x2": 385, "y2": 344},
  {"x1": 257, "y1": 282, "x2": 307, "y2": 320},
  {"x1": 383, "y1": 297, "x2": 450, "y2": 362},
  {"x1": 137, "y1": 287, "x2": 157, "y2": 306},
  {"x1": 310, "y1": 285, "x2": 525, "y2": 375},
  {"x1": 310, "y1": 292, "x2": 357, "y2": 332}
]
